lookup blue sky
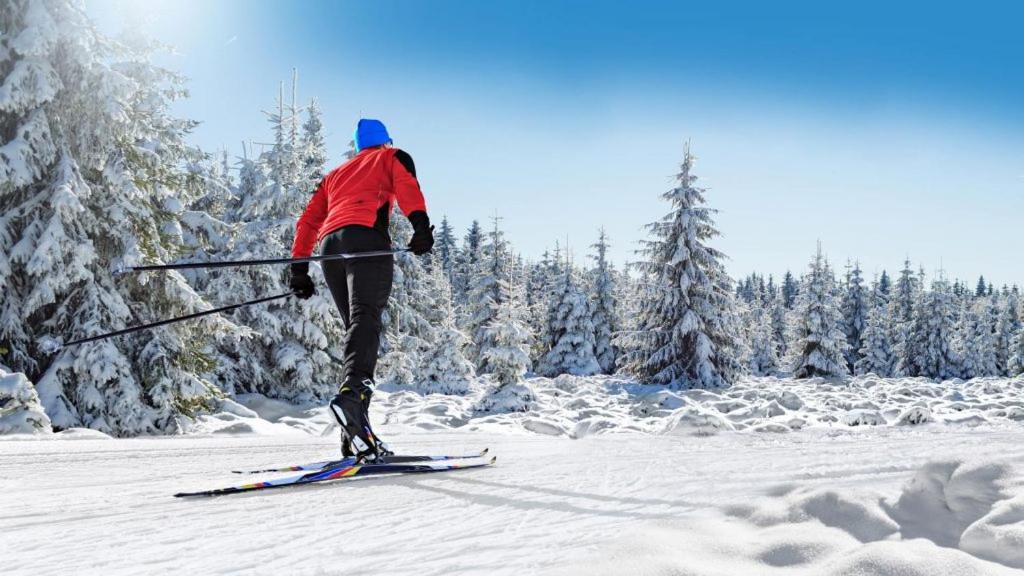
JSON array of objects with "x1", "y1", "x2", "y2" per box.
[{"x1": 87, "y1": 0, "x2": 1024, "y2": 286}]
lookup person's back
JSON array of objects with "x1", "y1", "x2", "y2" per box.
[{"x1": 289, "y1": 118, "x2": 434, "y2": 462}]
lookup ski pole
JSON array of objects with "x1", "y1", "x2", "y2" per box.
[
  {"x1": 38, "y1": 292, "x2": 296, "y2": 354},
  {"x1": 111, "y1": 249, "x2": 409, "y2": 275}
]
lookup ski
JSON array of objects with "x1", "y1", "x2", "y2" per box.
[
  {"x1": 232, "y1": 448, "x2": 490, "y2": 474},
  {"x1": 176, "y1": 456, "x2": 497, "y2": 498}
]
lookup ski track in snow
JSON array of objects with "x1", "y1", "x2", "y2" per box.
[{"x1": 3, "y1": 376, "x2": 1024, "y2": 575}]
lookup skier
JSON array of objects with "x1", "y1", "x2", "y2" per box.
[{"x1": 289, "y1": 119, "x2": 434, "y2": 461}]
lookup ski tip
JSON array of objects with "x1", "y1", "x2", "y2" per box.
[
  {"x1": 481, "y1": 447, "x2": 489, "y2": 456},
  {"x1": 488, "y1": 456, "x2": 497, "y2": 465}
]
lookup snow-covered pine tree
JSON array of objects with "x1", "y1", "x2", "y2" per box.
[
  {"x1": 415, "y1": 263, "x2": 475, "y2": 394},
  {"x1": 532, "y1": 242, "x2": 568, "y2": 363},
  {"x1": 180, "y1": 152, "x2": 235, "y2": 262},
  {"x1": 781, "y1": 271, "x2": 799, "y2": 309},
  {"x1": 588, "y1": 228, "x2": 619, "y2": 373},
  {"x1": 206, "y1": 80, "x2": 345, "y2": 402},
  {"x1": 786, "y1": 246, "x2": 849, "y2": 378},
  {"x1": 994, "y1": 292, "x2": 1021, "y2": 376},
  {"x1": 768, "y1": 286, "x2": 789, "y2": 359},
  {"x1": 955, "y1": 296, "x2": 999, "y2": 379},
  {"x1": 265, "y1": 86, "x2": 347, "y2": 400},
  {"x1": 477, "y1": 269, "x2": 534, "y2": 413},
  {"x1": 613, "y1": 267, "x2": 640, "y2": 342},
  {"x1": 1, "y1": 2, "x2": 225, "y2": 433},
  {"x1": 744, "y1": 294, "x2": 780, "y2": 376},
  {"x1": 378, "y1": 208, "x2": 435, "y2": 386},
  {"x1": 877, "y1": 270, "x2": 892, "y2": 300},
  {"x1": 976, "y1": 276, "x2": 988, "y2": 298},
  {"x1": 856, "y1": 293, "x2": 895, "y2": 376},
  {"x1": 452, "y1": 220, "x2": 482, "y2": 305},
  {"x1": 434, "y1": 215, "x2": 458, "y2": 280},
  {"x1": 202, "y1": 157, "x2": 277, "y2": 396},
  {"x1": 524, "y1": 249, "x2": 553, "y2": 359},
  {"x1": 615, "y1": 146, "x2": 742, "y2": 389},
  {"x1": 900, "y1": 277, "x2": 959, "y2": 380},
  {"x1": 0, "y1": 367, "x2": 52, "y2": 434},
  {"x1": 465, "y1": 217, "x2": 509, "y2": 371},
  {"x1": 840, "y1": 261, "x2": 869, "y2": 370},
  {"x1": 538, "y1": 267, "x2": 601, "y2": 376},
  {"x1": 298, "y1": 98, "x2": 327, "y2": 186},
  {"x1": 1010, "y1": 325, "x2": 1024, "y2": 376},
  {"x1": 890, "y1": 259, "x2": 920, "y2": 376}
]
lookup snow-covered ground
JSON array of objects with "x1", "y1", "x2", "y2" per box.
[{"x1": 4, "y1": 375, "x2": 1024, "y2": 575}]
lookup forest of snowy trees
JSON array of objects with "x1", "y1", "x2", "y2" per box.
[
  {"x1": 735, "y1": 258, "x2": 1024, "y2": 381},
  {"x1": 2, "y1": 1, "x2": 1023, "y2": 436}
]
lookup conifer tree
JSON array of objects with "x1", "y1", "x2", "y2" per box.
[
  {"x1": 782, "y1": 271, "x2": 799, "y2": 309},
  {"x1": 745, "y1": 295, "x2": 780, "y2": 376},
  {"x1": 976, "y1": 276, "x2": 988, "y2": 298},
  {"x1": 465, "y1": 218, "x2": 509, "y2": 370},
  {"x1": 379, "y1": 209, "x2": 436, "y2": 386},
  {"x1": 434, "y1": 216, "x2": 458, "y2": 280},
  {"x1": 534, "y1": 242, "x2": 567, "y2": 362},
  {"x1": 538, "y1": 268, "x2": 601, "y2": 376},
  {"x1": 0, "y1": 368, "x2": 52, "y2": 434},
  {"x1": 877, "y1": 270, "x2": 892, "y2": 299},
  {"x1": 1010, "y1": 326, "x2": 1024, "y2": 376},
  {"x1": 956, "y1": 297, "x2": 998, "y2": 379},
  {"x1": 1, "y1": 2, "x2": 223, "y2": 433},
  {"x1": 525, "y1": 250, "x2": 554, "y2": 359},
  {"x1": 589, "y1": 228, "x2": 619, "y2": 373},
  {"x1": 857, "y1": 295, "x2": 895, "y2": 376},
  {"x1": 299, "y1": 98, "x2": 328, "y2": 186},
  {"x1": 840, "y1": 261, "x2": 869, "y2": 370},
  {"x1": 477, "y1": 271, "x2": 534, "y2": 413},
  {"x1": 890, "y1": 259, "x2": 920, "y2": 374},
  {"x1": 994, "y1": 292, "x2": 1021, "y2": 375},
  {"x1": 786, "y1": 246, "x2": 848, "y2": 378},
  {"x1": 616, "y1": 146, "x2": 742, "y2": 389},
  {"x1": 452, "y1": 220, "x2": 483, "y2": 304},
  {"x1": 768, "y1": 287, "x2": 789, "y2": 358},
  {"x1": 900, "y1": 277, "x2": 959, "y2": 380},
  {"x1": 206, "y1": 81, "x2": 345, "y2": 402},
  {"x1": 415, "y1": 264, "x2": 475, "y2": 394}
]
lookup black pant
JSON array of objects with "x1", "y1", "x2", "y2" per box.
[{"x1": 321, "y1": 226, "x2": 393, "y2": 385}]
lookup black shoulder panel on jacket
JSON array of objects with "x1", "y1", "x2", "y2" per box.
[{"x1": 394, "y1": 149, "x2": 417, "y2": 178}]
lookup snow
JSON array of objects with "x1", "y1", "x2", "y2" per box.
[
  {"x1": 0, "y1": 369, "x2": 52, "y2": 434},
  {"x1": 3, "y1": 376, "x2": 1024, "y2": 575}
]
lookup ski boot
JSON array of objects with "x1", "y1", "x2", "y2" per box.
[{"x1": 329, "y1": 377, "x2": 392, "y2": 463}]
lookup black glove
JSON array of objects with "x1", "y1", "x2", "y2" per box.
[
  {"x1": 407, "y1": 211, "x2": 435, "y2": 256},
  {"x1": 289, "y1": 263, "x2": 315, "y2": 299}
]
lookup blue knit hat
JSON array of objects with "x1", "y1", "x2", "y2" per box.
[{"x1": 354, "y1": 118, "x2": 392, "y2": 152}]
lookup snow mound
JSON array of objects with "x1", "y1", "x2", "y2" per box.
[
  {"x1": 662, "y1": 407, "x2": 734, "y2": 436},
  {"x1": 181, "y1": 394, "x2": 331, "y2": 437},
  {"x1": 886, "y1": 459, "x2": 1015, "y2": 547},
  {"x1": 579, "y1": 457, "x2": 1024, "y2": 575},
  {"x1": 961, "y1": 495, "x2": 1024, "y2": 568},
  {"x1": 896, "y1": 405, "x2": 932, "y2": 425},
  {"x1": 46, "y1": 428, "x2": 113, "y2": 440},
  {"x1": 726, "y1": 486, "x2": 899, "y2": 542},
  {"x1": 842, "y1": 409, "x2": 886, "y2": 427}
]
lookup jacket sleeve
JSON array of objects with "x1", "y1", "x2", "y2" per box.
[
  {"x1": 292, "y1": 179, "x2": 328, "y2": 258},
  {"x1": 392, "y1": 149, "x2": 427, "y2": 217}
]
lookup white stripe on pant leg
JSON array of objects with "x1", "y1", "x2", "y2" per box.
[{"x1": 331, "y1": 404, "x2": 348, "y2": 426}]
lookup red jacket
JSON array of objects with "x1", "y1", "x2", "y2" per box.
[{"x1": 292, "y1": 146, "x2": 427, "y2": 257}]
